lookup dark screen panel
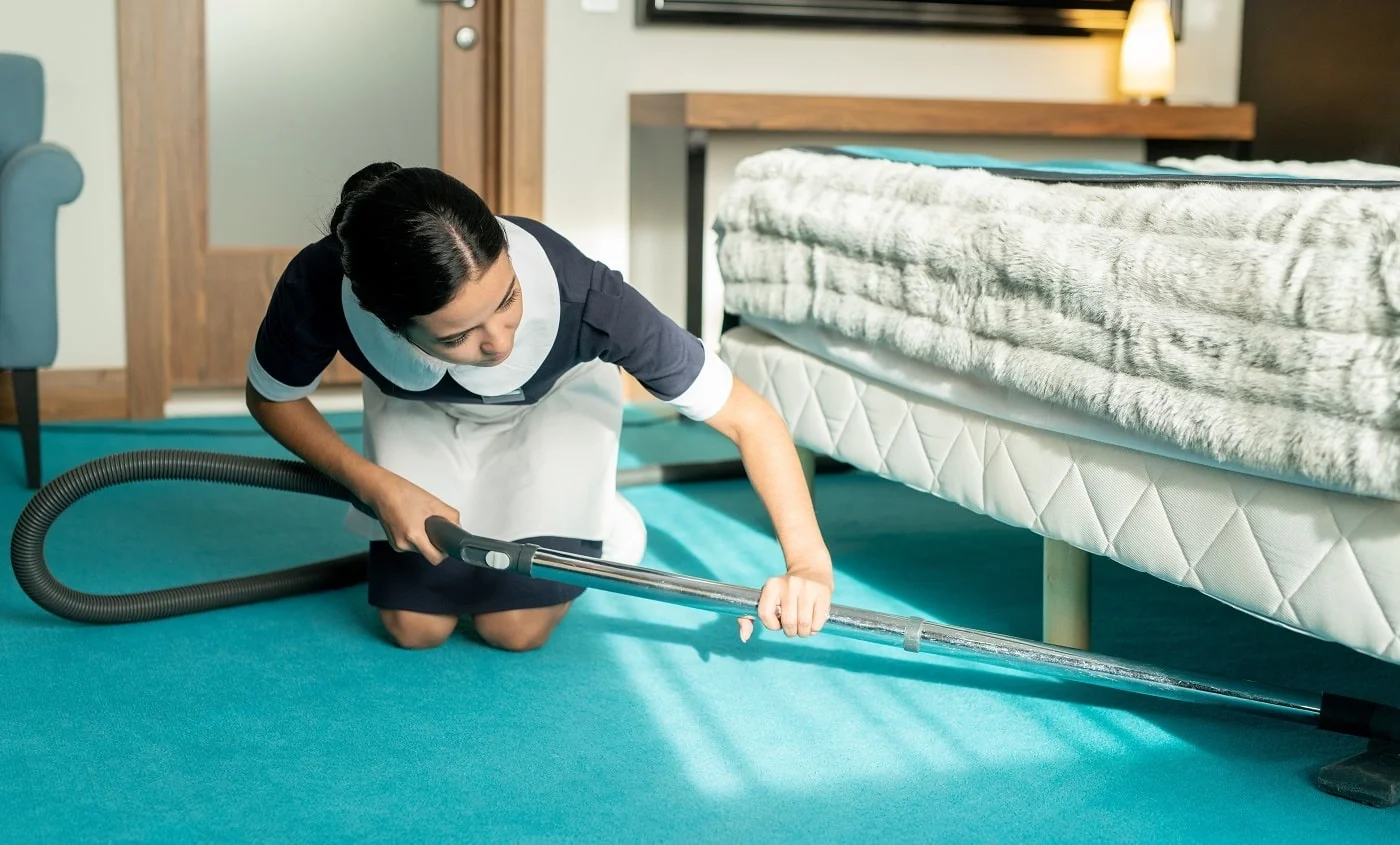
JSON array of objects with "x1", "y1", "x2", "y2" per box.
[
  {"x1": 1240, "y1": 0, "x2": 1400, "y2": 165},
  {"x1": 636, "y1": 1, "x2": 1182, "y2": 36}
]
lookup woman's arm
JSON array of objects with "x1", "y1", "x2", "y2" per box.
[
  {"x1": 704, "y1": 378, "x2": 833, "y2": 641},
  {"x1": 246, "y1": 381, "x2": 383, "y2": 498},
  {"x1": 570, "y1": 260, "x2": 832, "y2": 635},
  {"x1": 245, "y1": 382, "x2": 459, "y2": 563}
]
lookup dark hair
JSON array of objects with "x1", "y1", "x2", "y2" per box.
[{"x1": 329, "y1": 162, "x2": 507, "y2": 333}]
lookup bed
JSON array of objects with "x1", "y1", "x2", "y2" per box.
[{"x1": 712, "y1": 146, "x2": 1400, "y2": 665}]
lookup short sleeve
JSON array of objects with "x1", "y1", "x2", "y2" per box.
[
  {"x1": 583, "y1": 263, "x2": 733, "y2": 421},
  {"x1": 247, "y1": 245, "x2": 340, "y2": 402}
]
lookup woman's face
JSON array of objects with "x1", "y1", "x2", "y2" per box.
[{"x1": 404, "y1": 254, "x2": 522, "y2": 367}]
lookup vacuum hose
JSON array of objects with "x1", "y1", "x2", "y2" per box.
[{"x1": 9, "y1": 448, "x2": 760, "y2": 625}]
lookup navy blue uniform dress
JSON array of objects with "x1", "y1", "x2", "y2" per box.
[{"x1": 248, "y1": 216, "x2": 734, "y2": 616}]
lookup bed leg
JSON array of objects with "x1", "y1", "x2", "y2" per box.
[
  {"x1": 1043, "y1": 538, "x2": 1091, "y2": 650},
  {"x1": 796, "y1": 445, "x2": 817, "y2": 497}
]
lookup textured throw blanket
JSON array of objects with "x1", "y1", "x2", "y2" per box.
[{"x1": 715, "y1": 148, "x2": 1400, "y2": 499}]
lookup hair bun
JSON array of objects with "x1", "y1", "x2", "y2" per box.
[
  {"x1": 341, "y1": 162, "x2": 401, "y2": 199},
  {"x1": 330, "y1": 161, "x2": 402, "y2": 240}
]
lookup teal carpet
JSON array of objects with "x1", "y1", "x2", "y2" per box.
[{"x1": 2, "y1": 412, "x2": 1398, "y2": 843}]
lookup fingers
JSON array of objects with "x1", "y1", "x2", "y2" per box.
[
  {"x1": 385, "y1": 525, "x2": 416, "y2": 557},
  {"x1": 797, "y1": 583, "x2": 818, "y2": 637},
  {"x1": 422, "y1": 505, "x2": 460, "y2": 565},
  {"x1": 388, "y1": 527, "x2": 447, "y2": 565},
  {"x1": 382, "y1": 499, "x2": 461, "y2": 566},
  {"x1": 777, "y1": 577, "x2": 828, "y2": 638},
  {"x1": 742, "y1": 578, "x2": 833, "y2": 641},
  {"x1": 414, "y1": 532, "x2": 447, "y2": 565},
  {"x1": 814, "y1": 591, "x2": 831, "y2": 633},
  {"x1": 757, "y1": 580, "x2": 782, "y2": 632},
  {"x1": 782, "y1": 582, "x2": 800, "y2": 637}
]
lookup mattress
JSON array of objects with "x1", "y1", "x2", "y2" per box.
[
  {"x1": 715, "y1": 146, "x2": 1400, "y2": 501},
  {"x1": 719, "y1": 324, "x2": 1400, "y2": 666},
  {"x1": 743, "y1": 315, "x2": 1361, "y2": 497}
]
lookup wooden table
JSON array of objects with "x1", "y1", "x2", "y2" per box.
[{"x1": 628, "y1": 92, "x2": 1256, "y2": 338}]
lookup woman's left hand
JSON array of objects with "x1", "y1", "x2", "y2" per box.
[{"x1": 738, "y1": 559, "x2": 834, "y2": 642}]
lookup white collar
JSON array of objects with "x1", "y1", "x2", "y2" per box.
[{"x1": 341, "y1": 217, "x2": 561, "y2": 397}]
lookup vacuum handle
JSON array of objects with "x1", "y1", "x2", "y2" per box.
[{"x1": 424, "y1": 516, "x2": 537, "y2": 575}]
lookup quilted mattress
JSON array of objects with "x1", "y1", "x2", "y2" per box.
[
  {"x1": 719, "y1": 325, "x2": 1400, "y2": 666},
  {"x1": 715, "y1": 146, "x2": 1400, "y2": 501},
  {"x1": 743, "y1": 315, "x2": 1355, "y2": 494}
]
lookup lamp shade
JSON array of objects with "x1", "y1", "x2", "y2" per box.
[{"x1": 1119, "y1": 0, "x2": 1176, "y2": 103}]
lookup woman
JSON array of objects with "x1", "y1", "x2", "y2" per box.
[{"x1": 246, "y1": 163, "x2": 833, "y2": 652}]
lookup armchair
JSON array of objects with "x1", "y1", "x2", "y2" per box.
[{"x1": 0, "y1": 53, "x2": 84, "y2": 488}]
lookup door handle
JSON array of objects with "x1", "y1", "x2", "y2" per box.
[{"x1": 422, "y1": 0, "x2": 480, "y2": 50}]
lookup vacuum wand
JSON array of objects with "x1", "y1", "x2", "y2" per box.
[{"x1": 424, "y1": 517, "x2": 1399, "y2": 745}]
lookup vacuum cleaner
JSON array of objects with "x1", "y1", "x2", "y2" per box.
[{"x1": 10, "y1": 448, "x2": 1399, "y2": 808}]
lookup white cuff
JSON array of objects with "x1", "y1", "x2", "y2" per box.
[
  {"x1": 668, "y1": 348, "x2": 734, "y2": 421},
  {"x1": 247, "y1": 351, "x2": 322, "y2": 402}
]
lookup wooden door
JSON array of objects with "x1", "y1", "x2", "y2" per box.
[{"x1": 117, "y1": 0, "x2": 543, "y2": 419}]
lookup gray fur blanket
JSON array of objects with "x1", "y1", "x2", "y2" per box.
[{"x1": 714, "y1": 148, "x2": 1400, "y2": 499}]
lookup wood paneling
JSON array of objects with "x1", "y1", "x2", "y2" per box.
[
  {"x1": 438, "y1": 0, "x2": 543, "y2": 213},
  {"x1": 497, "y1": 0, "x2": 545, "y2": 218},
  {"x1": 0, "y1": 369, "x2": 128, "y2": 422},
  {"x1": 117, "y1": 0, "x2": 207, "y2": 419},
  {"x1": 176, "y1": 249, "x2": 360, "y2": 389},
  {"x1": 630, "y1": 94, "x2": 688, "y2": 128},
  {"x1": 631, "y1": 93, "x2": 1257, "y2": 140},
  {"x1": 165, "y1": 3, "x2": 211, "y2": 394},
  {"x1": 181, "y1": 248, "x2": 298, "y2": 388},
  {"x1": 440, "y1": 1, "x2": 492, "y2": 199}
]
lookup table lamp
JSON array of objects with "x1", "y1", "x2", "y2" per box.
[{"x1": 1119, "y1": 0, "x2": 1176, "y2": 104}]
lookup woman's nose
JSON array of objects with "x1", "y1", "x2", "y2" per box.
[{"x1": 480, "y1": 320, "x2": 510, "y2": 354}]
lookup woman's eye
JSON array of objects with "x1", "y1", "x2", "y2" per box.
[
  {"x1": 442, "y1": 333, "x2": 471, "y2": 348},
  {"x1": 498, "y1": 285, "x2": 520, "y2": 312}
]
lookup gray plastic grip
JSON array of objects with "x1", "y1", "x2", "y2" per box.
[{"x1": 425, "y1": 516, "x2": 536, "y2": 576}]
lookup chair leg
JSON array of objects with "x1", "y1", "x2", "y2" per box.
[{"x1": 12, "y1": 369, "x2": 41, "y2": 489}]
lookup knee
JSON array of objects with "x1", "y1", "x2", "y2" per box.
[
  {"x1": 381, "y1": 610, "x2": 457, "y2": 650},
  {"x1": 477, "y1": 625, "x2": 552, "y2": 653},
  {"x1": 474, "y1": 612, "x2": 561, "y2": 653}
]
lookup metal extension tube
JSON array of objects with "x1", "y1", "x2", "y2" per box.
[{"x1": 424, "y1": 517, "x2": 1400, "y2": 747}]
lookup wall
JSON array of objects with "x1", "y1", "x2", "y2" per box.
[
  {"x1": 0, "y1": 0, "x2": 1245, "y2": 373},
  {"x1": 544, "y1": 0, "x2": 1245, "y2": 336},
  {"x1": 0, "y1": 0, "x2": 126, "y2": 369}
]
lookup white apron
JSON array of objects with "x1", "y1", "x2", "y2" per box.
[{"x1": 345, "y1": 359, "x2": 646, "y2": 563}]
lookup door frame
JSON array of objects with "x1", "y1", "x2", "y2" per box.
[{"x1": 116, "y1": 0, "x2": 545, "y2": 419}]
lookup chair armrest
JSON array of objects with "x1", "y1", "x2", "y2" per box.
[{"x1": 0, "y1": 141, "x2": 84, "y2": 369}]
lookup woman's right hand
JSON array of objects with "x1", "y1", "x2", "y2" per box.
[{"x1": 361, "y1": 471, "x2": 462, "y2": 565}]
